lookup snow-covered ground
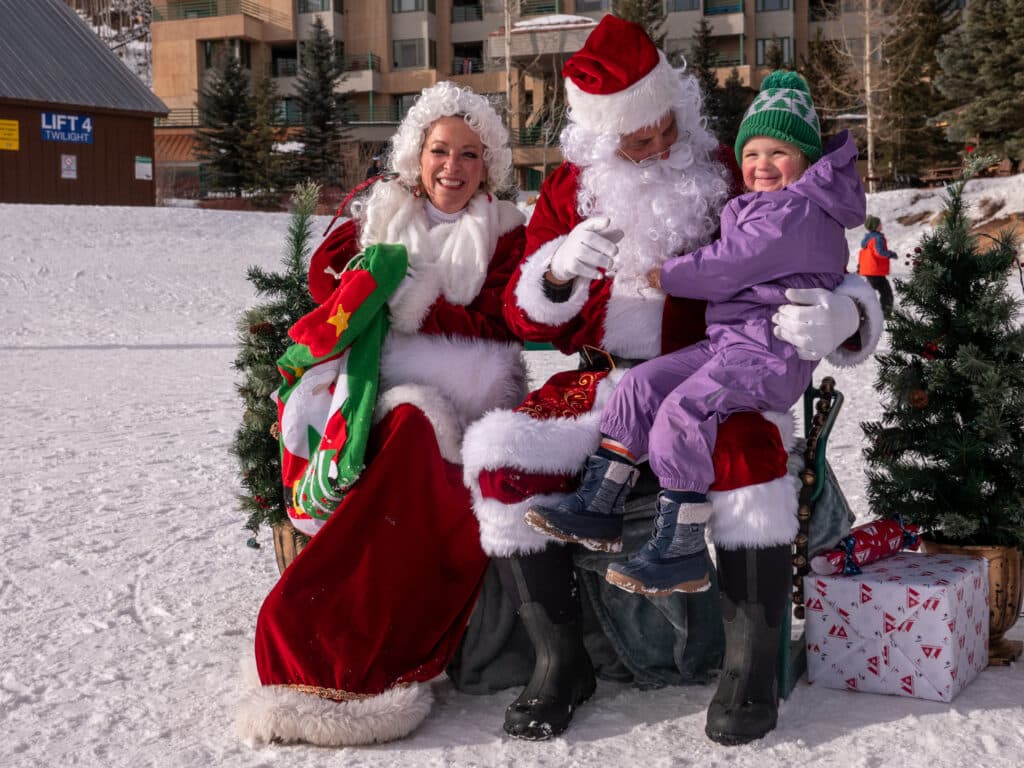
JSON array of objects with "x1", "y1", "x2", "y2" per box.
[{"x1": 2, "y1": 177, "x2": 1023, "y2": 767}]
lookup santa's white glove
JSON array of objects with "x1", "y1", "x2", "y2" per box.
[
  {"x1": 772, "y1": 287, "x2": 860, "y2": 362},
  {"x1": 549, "y1": 217, "x2": 624, "y2": 281}
]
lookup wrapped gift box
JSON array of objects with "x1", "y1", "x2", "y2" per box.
[{"x1": 804, "y1": 552, "x2": 988, "y2": 702}]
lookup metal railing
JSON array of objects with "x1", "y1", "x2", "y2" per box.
[
  {"x1": 452, "y1": 56, "x2": 487, "y2": 75},
  {"x1": 341, "y1": 53, "x2": 382, "y2": 72},
  {"x1": 153, "y1": 0, "x2": 277, "y2": 22},
  {"x1": 341, "y1": 104, "x2": 407, "y2": 124},
  {"x1": 452, "y1": 3, "x2": 483, "y2": 22},
  {"x1": 274, "y1": 59, "x2": 298, "y2": 77},
  {"x1": 156, "y1": 108, "x2": 201, "y2": 127},
  {"x1": 511, "y1": 123, "x2": 563, "y2": 147},
  {"x1": 520, "y1": 0, "x2": 559, "y2": 15},
  {"x1": 704, "y1": 0, "x2": 743, "y2": 14}
]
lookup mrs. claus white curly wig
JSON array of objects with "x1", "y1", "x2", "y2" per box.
[{"x1": 387, "y1": 81, "x2": 512, "y2": 192}]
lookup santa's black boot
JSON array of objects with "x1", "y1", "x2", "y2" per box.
[
  {"x1": 493, "y1": 546, "x2": 596, "y2": 741},
  {"x1": 705, "y1": 544, "x2": 791, "y2": 746}
]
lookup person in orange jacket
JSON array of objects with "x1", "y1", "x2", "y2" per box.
[{"x1": 858, "y1": 215, "x2": 898, "y2": 317}]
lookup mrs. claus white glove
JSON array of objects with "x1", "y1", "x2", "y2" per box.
[
  {"x1": 772, "y1": 287, "x2": 860, "y2": 362},
  {"x1": 549, "y1": 217, "x2": 624, "y2": 282}
]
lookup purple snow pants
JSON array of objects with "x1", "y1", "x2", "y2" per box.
[{"x1": 600, "y1": 339, "x2": 816, "y2": 492}]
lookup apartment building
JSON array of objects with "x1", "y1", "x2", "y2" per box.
[{"x1": 149, "y1": 1, "x2": 903, "y2": 187}]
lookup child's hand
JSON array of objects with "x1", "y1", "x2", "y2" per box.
[{"x1": 646, "y1": 267, "x2": 661, "y2": 289}]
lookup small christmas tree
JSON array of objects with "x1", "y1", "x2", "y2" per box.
[
  {"x1": 861, "y1": 160, "x2": 1024, "y2": 548},
  {"x1": 232, "y1": 182, "x2": 320, "y2": 541}
]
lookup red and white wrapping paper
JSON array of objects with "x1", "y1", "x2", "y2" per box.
[{"x1": 804, "y1": 552, "x2": 989, "y2": 702}]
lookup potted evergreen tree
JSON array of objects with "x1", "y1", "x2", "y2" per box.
[{"x1": 861, "y1": 159, "x2": 1024, "y2": 663}]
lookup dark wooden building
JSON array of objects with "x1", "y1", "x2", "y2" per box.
[{"x1": 0, "y1": 0, "x2": 168, "y2": 206}]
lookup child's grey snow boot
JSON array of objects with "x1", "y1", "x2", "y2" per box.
[{"x1": 524, "y1": 453, "x2": 638, "y2": 552}]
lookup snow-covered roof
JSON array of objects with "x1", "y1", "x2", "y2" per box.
[{"x1": 512, "y1": 14, "x2": 597, "y2": 32}]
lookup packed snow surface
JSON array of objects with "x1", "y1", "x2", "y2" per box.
[{"x1": 2, "y1": 176, "x2": 1023, "y2": 767}]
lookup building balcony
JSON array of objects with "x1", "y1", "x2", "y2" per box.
[
  {"x1": 452, "y1": 3, "x2": 483, "y2": 22},
  {"x1": 704, "y1": 0, "x2": 743, "y2": 15},
  {"x1": 152, "y1": 1, "x2": 284, "y2": 23},
  {"x1": 520, "y1": 1, "x2": 561, "y2": 14}
]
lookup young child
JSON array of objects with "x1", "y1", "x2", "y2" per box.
[
  {"x1": 526, "y1": 71, "x2": 866, "y2": 595},
  {"x1": 858, "y1": 215, "x2": 898, "y2": 318}
]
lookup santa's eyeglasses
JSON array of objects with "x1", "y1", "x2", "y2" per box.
[{"x1": 617, "y1": 133, "x2": 692, "y2": 168}]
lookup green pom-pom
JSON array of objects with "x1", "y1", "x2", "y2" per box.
[{"x1": 760, "y1": 70, "x2": 809, "y2": 93}]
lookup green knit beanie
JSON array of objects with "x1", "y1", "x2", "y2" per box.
[{"x1": 734, "y1": 71, "x2": 822, "y2": 163}]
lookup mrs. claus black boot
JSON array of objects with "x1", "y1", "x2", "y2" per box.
[
  {"x1": 493, "y1": 547, "x2": 596, "y2": 740},
  {"x1": 705, "y1": 544, "x2": 792, "y2": 745}
]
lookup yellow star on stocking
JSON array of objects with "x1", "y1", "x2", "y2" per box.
[{"x1": 326, "y1": 303, "x2": 351, "y2": 337}]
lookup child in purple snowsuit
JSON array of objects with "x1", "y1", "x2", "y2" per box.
[{"x1": 526, "y1": 71, "x2": 867, "y2": 595}]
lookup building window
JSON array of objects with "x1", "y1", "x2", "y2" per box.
[
  {"x1": 231, "y1": 39, "x2": 251, "y2": 69},
  {"x1": 272, "y1": 48, "x2": 298, "y2": 77},
  {"x1": 576, "y1": 0, "x2": 610, "y2": 10},
  {"x1": 668, "y1": 0, "x2": 699, "y2": 10},
  {"x1": 392, "y1": 0, "x2": 426, "y2": 11},
  {"x1": 298, "y1": 0, "x2": 342, "y2": 12},
  {"x1": 393, "y1": 38, "x2": 425, "y2": 68},
  {"x1": 756, "y1": 0, "x2": 790, "y2": 10},
  {"x1": 756, "y1": 36, "x2": 792, "y2": 65},
  {"x1": 452, "y1": 0, "x2": 483, "y2": 21}
]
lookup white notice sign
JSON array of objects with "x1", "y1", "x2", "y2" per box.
[
  {"x1": 61, "y1": 154, "x2": 77, "y2": 179},
  {"x1": 135, "y1": 155, "x2": 153, "y2": 181}
]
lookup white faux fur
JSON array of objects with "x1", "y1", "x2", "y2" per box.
[
  {"x1": 565, "y1": 52, "x2": 681, "y2": 137},
  {"x1": 472, "y1": 493, "x2": 559, "y2": 556},
  {"x1": 236, "y1": 682, "x2": 433, "y2": 747},
  {"x1": 387, "y1": 264, "x2": 444, "y2": 334},
  {"x1": 601, "y1": 291, "x2": 665, "y2": 359},
  {"x1": 375, "y1": 384, "x2": 465, "y2": 464},
  {"x1": 381, "y1": 334, "x2": 527, "y2": 427},
  {"x1": 461, "y1": 369, "x2": 623, "y2": 475},
  {"x1": 827, "y1": 273, "x2": 884, "y2": 368},
  {"x1": 513, "y1": 235, "x2": 592, "y2": 326},
  {"x1": 708, "y1": 474, "x2": 800, "y2": 549}
]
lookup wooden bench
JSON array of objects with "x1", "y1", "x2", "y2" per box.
[{"x1": 919, "y1": 166, "x2": 961, "y2": 186}]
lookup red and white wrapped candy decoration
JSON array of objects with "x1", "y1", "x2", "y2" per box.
[{"x1": 810, "y1": 517, "x2": 921, "y2": 576}]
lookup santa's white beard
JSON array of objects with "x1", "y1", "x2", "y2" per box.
[{"x1": 572, "y1": 137, "x2": 730, "y2": 296}]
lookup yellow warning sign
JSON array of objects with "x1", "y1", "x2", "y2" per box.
[{"x1": 0, "y1": 119, "x2": 18, "y2": 151}]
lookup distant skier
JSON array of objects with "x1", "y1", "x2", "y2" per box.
[{"x1": 858, "y1": 215, "x2": 898, "y2": 317}]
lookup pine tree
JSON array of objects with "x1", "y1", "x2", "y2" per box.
[
  {"x1": 716, "y1": 68, "x2": 751, "y2": 150},
  {"x1": 294, "y1": 16, "x2": 346, "y2": 186},
  {"x1": 195, "y1": 53, "x2": 254, "y2": 196},
  {"x1": 243, "y1": 74, "x2": 286, "y2": 207},
  {"x1": 936, "y1": 0, "x2": 1024, "y2": 159},
  {"x1": 232, "y1": 182, "x2": 320, "y2": 538},
  {"x1": 800, "y1": 29, "x2": 860, "y2": 138},
  {"x1": 877, "y1": 0, "x2": 959, "y2": 179},
  {"x1": 861, "y1": 160, "x2": 1024, "y2": 548},
  {"x1": 764, "y1": 36, "x2": 788, "y2": 70},
  {"x1": 615, "y1": 0, "x2": 666, "y2": 49},
  {"x1": 688, "y1": 17, "x2": 721, "y2": 138}
]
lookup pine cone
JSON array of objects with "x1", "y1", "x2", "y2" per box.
[{"x1": 909, "y1": 389, "x2": 929, "y2": 409}]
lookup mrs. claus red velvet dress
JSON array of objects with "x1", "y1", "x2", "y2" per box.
[{"x1": 238, "y1": 188, "x2": 528, "y2": 747}]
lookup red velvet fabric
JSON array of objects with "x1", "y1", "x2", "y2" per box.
[{"x1": 255, "y1": 404, "x2": 489, "y2": 695}]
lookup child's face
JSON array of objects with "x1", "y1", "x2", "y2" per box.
[{"x1": 740, "y1": 137, "x2": 809, "y2": 193}]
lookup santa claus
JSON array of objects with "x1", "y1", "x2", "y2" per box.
[{"x1": 461, "y1": 15, "x2": 882, "y2": 745}]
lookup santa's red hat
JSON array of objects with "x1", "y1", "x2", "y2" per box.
[{"x1": 562, "y1": 15, "x2": 679, "y2": 136}]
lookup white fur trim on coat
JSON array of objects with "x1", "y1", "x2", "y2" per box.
[
  {"x1": 565, "y1": 52, "x2": 680, "y2": 137},
  {"x1": 381, "y1": 334, "x2": 527, "y2": 427},
  {"x1": 601, "y1": 292, "x2": 664, "y2": 359},
  {"x1": 827, "y1": 273, "x2": 884, "y2": 368},
  {"x1": 708, "y1": 474, "x2": 800, "y2": 549},
  {"x1": 463, "y1": 371, "x2": 623, "y2": 556},
  {"x1": 514, "y1": 235, "x2": 592, "y2": 326},
  {"x1": 236, "y1": 682, "x2": 432, "y2": 747}
]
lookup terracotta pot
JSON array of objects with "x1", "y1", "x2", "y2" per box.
[
  {"x1": 271, "y1": 520, "x2": 308, "y2": 575},
  {"x1": 919, "y1": 539, "x2": 1023, "y2": 665}
]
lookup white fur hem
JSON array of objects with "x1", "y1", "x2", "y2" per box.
[
  {"x1": 472, "y1": 493, "x2": 558, "y2": 556},
  {"x1": 827, "y1": 274, "x2": 884, "y2": 368},
  {"x1": 760, "y1": 410, "x2": 796, "y2": 453},
  {"x1": 708, "y1": 475, "x2": 799, "y2": 549},
  {"x1": 565, "y1": 52, "x2": 680, "y2": 136},
  {"x1": 461, "y1": 370, "x2": 622, "y2": 475},
  {"x1": 514, "y1": 236, "x2": 591, "y2": 326},
  {"x1": 388, "y1": 269, "x2": 442, "y2": 334},
  {"x1": 236, "y1": 683, "x2": 432, "y2": 747}
]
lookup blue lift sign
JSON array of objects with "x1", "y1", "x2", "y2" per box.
[{"x1": 41, "y1": 112, "x2": 94, "y2": 144}]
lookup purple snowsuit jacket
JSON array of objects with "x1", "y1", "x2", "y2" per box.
[{"x1": 600, "y1": 131, "x2": 865, "y2": 491}]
